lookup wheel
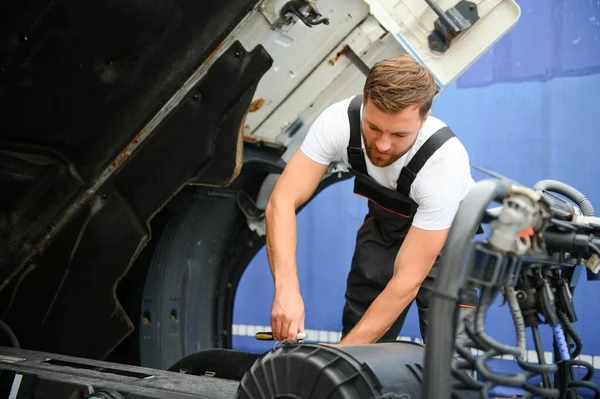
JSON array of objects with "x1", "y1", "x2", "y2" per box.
[{"x1": 138, "y1": 189, "x2": 246, "y2": 370}]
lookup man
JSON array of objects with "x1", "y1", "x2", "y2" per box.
[{"x1": 264, "y1": 55, "x2": 478, "y2": 345}]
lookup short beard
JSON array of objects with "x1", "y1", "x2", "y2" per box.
[{"x1": 362, "y1": 131, "x2": 406, "y2": 167}]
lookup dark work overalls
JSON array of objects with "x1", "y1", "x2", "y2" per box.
[{"x1": 340, "y1": 95, "x2": 479, "y2": 345}]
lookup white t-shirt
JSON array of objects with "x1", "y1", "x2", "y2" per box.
[{"x1": 300, "y1": 96, "x2": 475, "y2": 231}]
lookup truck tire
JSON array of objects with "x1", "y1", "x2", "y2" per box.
[{"x1": 138, "y1": 189, "x2": 245, "y2": 370}]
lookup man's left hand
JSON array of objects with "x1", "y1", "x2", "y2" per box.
[{"x1": 339, "y1": 225, "x2": 449, "y2": 345}]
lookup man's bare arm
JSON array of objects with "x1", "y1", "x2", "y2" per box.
[
  {"x1": 338, "y1": 225, "x2": 449, "y2": 345},
  {"x1": 265, "y1": 149, "x2": 328, "y2": 340}
]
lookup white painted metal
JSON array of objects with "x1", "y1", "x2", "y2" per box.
[
  {"x1": 238, "y1": 0, "x2": 521, "y2": 144},
  {"x1": 239, "y1": 0, "x2": 371, "y2": 138},
  {"x1": 249, "y1": 15, "x2": 389, "y2": 144},
  {"x1": 363, "y1": 0, "x2": 521, "y2": 87}
]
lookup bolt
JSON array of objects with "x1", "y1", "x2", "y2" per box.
[
  {"x1": 142, "y1": 311, "x2": 152, "y2": 325},
  {"x1": 169, "y1": 309, "x2": 178, "y2": 322}
]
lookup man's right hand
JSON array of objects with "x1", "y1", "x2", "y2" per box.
[
  {"x1": 265, "y1": 149, "x2": 327, "y2": 342},
  {"x1": 271, "y1": 287, "x2": 305, "y2": 341}
]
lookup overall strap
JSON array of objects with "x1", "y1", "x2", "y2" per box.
[
  {"x1": 396, "y1": 126, "x2": 456, "y2": 195},
  {"x1": 346, "y1": 95, "x2": 368, "y2": 175}
]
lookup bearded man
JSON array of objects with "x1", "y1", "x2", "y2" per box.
[{"x1": 265, "y1": 55, "x2": 478, "y2": 345}]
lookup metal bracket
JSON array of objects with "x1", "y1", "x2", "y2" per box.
[
  {"x1": 280, "y1": 0, "x2": 329, "y2": 28},
  {"x1": 343, "y1": 45, "x2": 370, "y2": 77},
  {"x1": 237, "y1": 191, "x2": 267, "y2": 236},
  {"x1": 260, "y1": 0, "x2": 329, "y2": 30},
  {"x1": 426, "y1": 0, "x2": 479, "y2": 53}
]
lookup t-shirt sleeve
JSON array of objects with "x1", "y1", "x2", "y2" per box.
[
  {"x1": 300, "y1": 102, "x2": 349, "y2": 165},
  {"x1": 410, "y1": 140, "x2": 474, "y2": 230}
]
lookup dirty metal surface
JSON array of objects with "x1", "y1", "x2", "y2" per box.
[
  {"x1": 0, "y1": 0, "x2": 260, "y2": 291},
  {"x1": 239, "y1": 0, "x2": 369, "y2": 137},
  {"x1": 0, "y1": 0, "x2": 272, "y2": 361},
  {"x1": 0, "y1": 345, "x2": 241, "y2": 399}
]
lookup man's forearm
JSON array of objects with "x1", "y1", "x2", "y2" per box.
[
  {"x1": 337, "y1": 225, "x2": 446, "y2": 345},
  {"x1": 339, "y1": 279, "x2": 419, "y2": 345},
  {"x1": 265, "y1": 198, "x2": 300, "y2": 291}
]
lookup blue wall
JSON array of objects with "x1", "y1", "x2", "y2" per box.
[{"x1": 233, "y1": 0, "x2": 600, "y2": 396}]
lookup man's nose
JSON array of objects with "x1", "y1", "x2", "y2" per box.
[{"x1": 376, "y1": 135, "x2": 391, "y2": 152}]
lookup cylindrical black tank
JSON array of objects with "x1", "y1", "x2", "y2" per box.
[{"x1": 236, "y1": 341, "x2": 476, "y2": 399}]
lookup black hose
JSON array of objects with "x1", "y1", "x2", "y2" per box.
[
  {"x1": 533, "y1": 179, "x2": 595, "y2": 217},
  {"x1": 0, "y1": 319, "x2": 20, "y2": 348},
  {"x1": 423, "y1": 178, "x2": 510, "y2": 399},
  {"x1": 505, "y1": 285, "x2": 526, "y2": 359},
  {"x1": 532, "y1": 325, "x2": 553, "y2": 390},
  {"x1": 474, "y1": 288, "x2": 524, "y2": 358}
]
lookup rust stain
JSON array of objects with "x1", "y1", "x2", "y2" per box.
[
  {"x1": 328, "y1": 46, "x2": 348, "y2": 66},
  {"x1": 111, "y1": 128, "x2": 146, "y2": 168},
  {"x1": 243, "y1": 134, "x2": 259, "y2": 143},
  {"x1": 249, "y1": 98, "x2": 265, "y2": 112},
  {"x1": 203, "y1": 40, "x2": 226, "y2": 69}
]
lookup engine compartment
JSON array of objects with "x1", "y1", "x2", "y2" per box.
[
  {"x1": 425, "y1": 174, "x2": 600, "y2": 398},
  {"x1": 0, "y1": 0, "x2": 270, "y2": 360}
]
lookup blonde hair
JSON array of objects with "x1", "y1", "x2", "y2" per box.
[{"x1": 363, "y1": 55, "x2": 437, "y2": 118}]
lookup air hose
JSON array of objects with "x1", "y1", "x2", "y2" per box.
[
  {"x1": 505, "y1": 285, "x2": 526, "y2": 359},
  {"x1": 533, "y1": 179, "x2": 595, "y2": 217}
]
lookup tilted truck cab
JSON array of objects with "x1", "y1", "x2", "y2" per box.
[{"x1": 0, "y1": 0, "x2": 520, "y2": 396}]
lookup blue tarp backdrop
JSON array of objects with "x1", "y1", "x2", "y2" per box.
[{"x1": 232, "y1": 0, "x2": 600, "y2": 396}]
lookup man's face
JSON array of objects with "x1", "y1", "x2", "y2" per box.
[{"x1": 360, "y1": 97, "x2": 428, "y2": 167}]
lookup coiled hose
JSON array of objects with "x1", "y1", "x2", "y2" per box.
[
  {"x1": 557, "y1": 310, "x2": 583, "y2": 359},
  {"x1": 505, "y1": 285, "x2": 526, "y2": 360},
  {"x1": 533, "y1": 179, "x2": 595, "y2": 217},
  {"x1": 553, "y1": 324, "x2": 571, "y2": 361}
]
